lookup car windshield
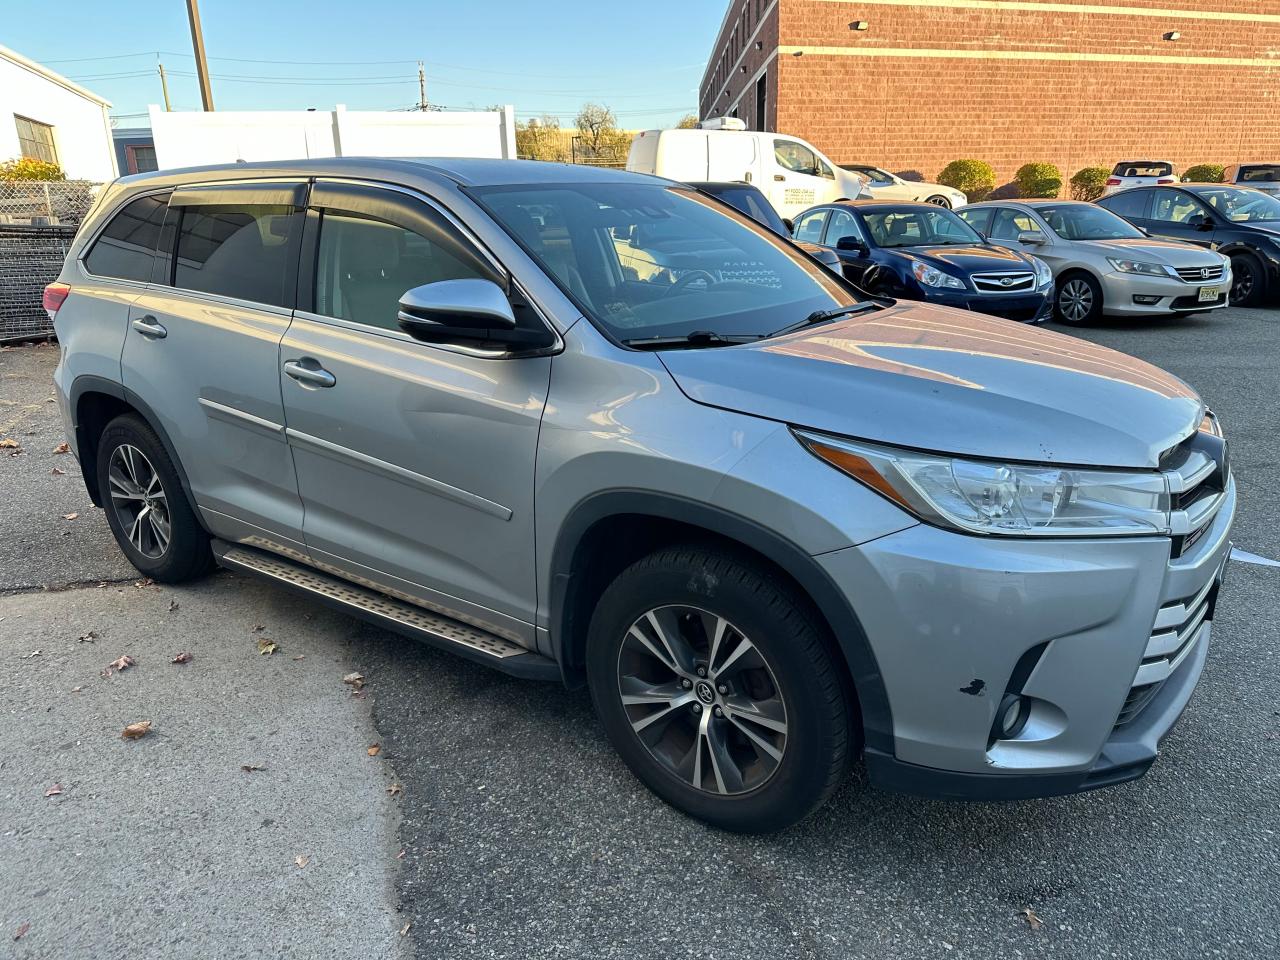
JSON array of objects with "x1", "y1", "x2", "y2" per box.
[
  {"x1": 1238, "y1": 165, "x2": 1280, "y2": 182},
  {"x1": 1195, "y1": 186, "x2": 1280, "y2": 222},
  {"x1": 697, "y1": 184, "x2": 789, "y2": 235},
  {"x1": 1038, "y1": 204, "x2": 1143, "y2": 241},
  {"x1": 860, "y1": 207, "x2": 982, "y2": 248},
  {"x1": 470, "y1": 182, "x2": 857, "y2": 343}
]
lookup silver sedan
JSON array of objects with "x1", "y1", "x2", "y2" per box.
[{"x1": 959, "y1": 200, "x2": 1231, "y2": 324}]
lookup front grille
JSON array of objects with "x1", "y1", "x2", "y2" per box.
[
  {"x1": 1162, "y1": 429, "x2": 1229, "y2": 558},
  {"x1": 971, "y1": 272, "x2": 1036, "y2": 294},
  {"x1": 1174, "y1": 264, "x2": 1225, "y2": 283}
]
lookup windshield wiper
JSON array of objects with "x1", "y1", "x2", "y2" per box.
[
  {"x1": 767, "y1": 301, "x2": 883, "y2": 339},
  {"x1": 622, "y1": 330, "x2": 764, "y2": 350}
]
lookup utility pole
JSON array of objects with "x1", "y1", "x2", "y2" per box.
[
  {"x1": 185, "y1": 0, "x2": 215, "y2": 111},
  {"x1": 417, "y1": 61, "x2": 428, "y2": 111},
  {"x1": 157, "y1": 63, "x2": 172, "y2": 112}
]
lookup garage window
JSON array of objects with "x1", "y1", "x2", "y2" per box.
[{"x1": 15, "y1": 115, "x2": 57, "y2": 165}]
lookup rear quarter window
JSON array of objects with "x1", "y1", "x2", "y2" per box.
[{"x1": 83, "y1": 193, "x2": 170, "y2": 282}]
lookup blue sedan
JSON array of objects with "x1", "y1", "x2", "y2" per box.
[{"x1": 792, "y1": 200, "x2": 1055, "y2": 323}]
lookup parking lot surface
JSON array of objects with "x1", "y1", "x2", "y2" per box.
[{"x1": 2, "y1": 307, "x2": 1278, "y2": 959}]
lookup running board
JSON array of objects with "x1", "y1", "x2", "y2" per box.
[{"x1": 212, "y1": 541, "x2": 560, "y2": 681}]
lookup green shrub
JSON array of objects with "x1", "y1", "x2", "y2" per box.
[
  {"x1": 1183, "y1": 163, "x2": 1224, "y2": 183},
  {"x1": 0, "y1": 157, "x2": 66, "y2": 181},
  {"x1": 1069, "y1": 166, "x2": 1110, "y2": 202},
  {"x1": 937, "y1": 159, "x2": 996, "y2": 202},
  {"x1": 1015, "y1": 163, "x2": 1062, "y2": 198}
]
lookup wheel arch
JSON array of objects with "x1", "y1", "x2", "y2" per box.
[
  {"x1": 548, "y1": 490, "x2": 894, "y2": 755},
  {"x1": 70, "y1": 375, "x2": 202, "y2": 524}
]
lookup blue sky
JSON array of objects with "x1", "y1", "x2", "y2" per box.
[{"x1": 9, "y1": 0, "x2": 722, "y2": 128}]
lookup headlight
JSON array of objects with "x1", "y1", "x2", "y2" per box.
[
  {"x1": 1030, "y1": 256, "x2": 1053, "y2": 288},
  {"x1": 912, "y1": 261, "x2": 966, "y2": 290},
  {"x1": 795, "y1": 430, "x2": 1172, "y2": 537},
  {"x1": 1107, "y1": 258, "x2": 1174, "y2": 278}
]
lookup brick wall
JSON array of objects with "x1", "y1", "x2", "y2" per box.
[{"x1": 700, "y1": 1, "x2": 1280, "y2": 190}]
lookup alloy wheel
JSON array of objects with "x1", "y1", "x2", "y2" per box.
[
  {"x1": 925, "y1": 195, "x2": 951, "y2": 208},
  {"x1": 1058, "y1": 278, "x2": 1094, "y2": 323},
  {"x1": 1231, "y1": 261, "x2": 1255, "y2": 304},
  {"x1": 617, "y1": 605, "x2": 788, "y2": 796},
  {"x1": 107, "y1": 444, "x2": 171, "y2": 559}
]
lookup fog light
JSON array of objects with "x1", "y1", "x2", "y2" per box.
[
  {"x1": 1133, "y1": 294, "x2": 1162, "y2": 305},
  {"x1": 995, "y1": 693, "x2": 1031, "y2": 739}
]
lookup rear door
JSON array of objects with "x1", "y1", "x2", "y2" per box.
[
  {"x1": 120, "y1": 180, "x2": 309, "y2": 554},
  {"x1": 278, "y1": 181, "x2": 551, "y2": 643}
]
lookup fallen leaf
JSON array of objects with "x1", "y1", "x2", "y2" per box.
[
  {"x1": 342, "y1": 671, "x2": 365, "y2": 689},
  {"x1": 70, "y1": 686, "x2": 83, "y2": 693},
  {"x1": 1021, "y1": 907, "x2": 1043, "y2": 931},
  {"x1": 167, "y1": 598, "x2": 179, "y2": 612},
  {"x1": 102, "y1": 654, "x2": 136, "y2": 676},
  {"x1": 13, "y1": 922, "x2": 30, "y2": 940},
  {"x1": 52, "y1": 442, "x2": 70, "y2": 454},
  {"x1": 77, "y1": 630, "x2": 98, "y2": 643},
  {"x1": 0, "y1": 438, "x2": 19, "y2": 449},
  {"x1": 44, "y1": 784, "x2": 63, "y2": 797},
  {"x1": 171, "y1": 652, "x2": 192, "y2": 664},
  {"x1": 20, "y1": 650, "x2": 41, "y2": 659},
  {"x1": 252, "y1": 624, "x2": 265, "y2": 632},
  {"x1": 294, "y1": 855, "x2": 310, "y2": 868},
  {"x1": 367, "y1": 744, "x2": 381, "y2": 757},
  {"x1": 121, "y1": 720, "x2": 152, "y2": 740},
  {"x1": 51, "y1": 467, "x2": 65, "y2": 476},
  {"x1": 62, "y1": 512, "x2": 79, "y2": 521},
  {"x1": 257, "y1": 638, "x2": 278, "y2": 656},
  {"x1": 387, "y1": 783, "x2": 402, "y2": 796},
  {"x1": 399, "y1": 921, "x2": 412, "y2": 937},
  {"x1": 134, "y1": 578, "x2": 155, "y2": 589},
  {"x1": 241, "y1": 764, "x2": 266, "y2": 773}
]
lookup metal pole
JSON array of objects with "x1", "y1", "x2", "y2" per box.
[
  {"x1": 418, "y1": 61, "x2": 427, "y2": 111},
  {"x1": 157, "y1": 63, "x2": 172, "y2": 112},
  {"x1": 185, "y1": 0, "x2": 215, "y2": 111}
]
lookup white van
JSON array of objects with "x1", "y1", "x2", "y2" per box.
[{"x1": 627, "y1": 118, "x2": 867, "y2": 220}]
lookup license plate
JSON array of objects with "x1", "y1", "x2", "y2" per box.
[{"x1": 1198, "y1": 286, "x2": 1220, "y2": 302}]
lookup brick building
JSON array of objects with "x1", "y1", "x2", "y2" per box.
[{"x1": 698, "y1": 1, "x2": 1280, "y2": 189}]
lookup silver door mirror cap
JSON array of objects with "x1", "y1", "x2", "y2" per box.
[
  {"x1": 397, "y1": 279, "x2": 517, "y2": 333},
  {"x1": 1018, "y1": 231, "x2": 1047, "y2": 245}
]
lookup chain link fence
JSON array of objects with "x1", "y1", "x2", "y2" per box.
[{"x1": 0, "y1": 180, "x2": 100, "y2": 342}]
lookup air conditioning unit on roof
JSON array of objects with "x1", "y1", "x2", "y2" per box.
[{"x1": 696, "y1": 117, "x2": 747, "y2": 131}]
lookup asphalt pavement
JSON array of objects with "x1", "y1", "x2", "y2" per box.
[{"x1": 2, "y1": 307, "x2": 1278, "y2": 960}]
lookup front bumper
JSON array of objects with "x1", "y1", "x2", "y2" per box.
[
  {"x1": 819, "y1": 475, "x2": 1235, "y2": 799},
  {"x1": 1098, "y1": 268, "x2": 1232, "y2": 317},
  {"x1": 920, "y1": 287, "x2": 1053, "y2": 324}
]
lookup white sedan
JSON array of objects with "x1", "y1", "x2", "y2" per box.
[{"x1": 839, "y1": 164, "x2": 968, "y2": 209}]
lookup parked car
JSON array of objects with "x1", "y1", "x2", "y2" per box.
[
  {"x1": 1224, "y1": 162, "x2": 1280, "y2": 197},
  {"x1": 958, "y1": 200, "x2": 1231, "y2": 324},
  {"x1": 627, "y1": 117, "x2": 868, "y2": 220},
  {"x1": 792, "y1": 200, "x2": 1053, "y2": 323},
  {"x1": 687, "y1": 180, "x2": 842, "y2": 273},
  {"x1": 49, "y1": 158, "x2": 1234, "y2": 833},
  {"x1": 1097, "y1": 183, "x2": 1280, "y2": 306},
  {"x1": 1103, "y1": 160, "x2": 1178, "y2": 196},
  {"x1": 839, "y1": 164, "x2": 967, "y2": 209}
]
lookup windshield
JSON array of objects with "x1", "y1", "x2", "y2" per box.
[
  {"x1": 861, "y1": 207, "x2": 983, "y2": 248},
  {"x1": 698, "y1": 184, "x2": 788, "y2": 235},
  {"x1": 1038, "y1": 204, "x2": 1143, "y2": 241},
  {"x1": 470, "y1": 182, "x2": 856, "y2": 342},
  {"x1": 1196, "y1": 186, "x2": 1280, "y2": 222},
  {"x1": 1238, "y1": 164, "x2": 1280, "y2": 183}
]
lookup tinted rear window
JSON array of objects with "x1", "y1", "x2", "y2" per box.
[
  {"x1": 84, "y1": 193, "x2": 170, "y2": 282},
  {"x1": 173, "y1": 204, "x2": 299, "y2": 307},
  {"x1": 1100, "y1": 189, "x2": 1149, "y2": 219},
  {"x1": 1238, "y1": 165, "x2": 1280, "y2": 182},
  {"x1": 1111, "y1": 162, "x2": 1173, "y2": 178}
]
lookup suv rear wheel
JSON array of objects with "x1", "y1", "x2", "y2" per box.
[
  {"x1": 586, "y1": 545, "x2": 853, "y2": 832},
  {"x1": 97, "y1": 414, "x2": 214, "y2": 583}
]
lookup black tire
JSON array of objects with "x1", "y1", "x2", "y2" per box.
[
  {"x1": 1055, "y1": 271, "x2": 1104, "y2": 325},
  {"x1": 586, "y1": 545, "x2": 854, "y2": 833},
  {"x1": 1229, "y1": 252, "x2": 1265, "y2": 307},
  {"x1": 925, "y1": 194, "x2": 952, "y2": 209},
  {"x1": 96, "y1": 414, "x2": 214, "y2": 583}
]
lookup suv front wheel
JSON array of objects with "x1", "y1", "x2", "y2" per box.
[
  {"x1": 97, "y1": 414, "x2": 214, "y2": 583},
  {"x1": 586, "y1": 545, "x2": 853, "y2": 832}
]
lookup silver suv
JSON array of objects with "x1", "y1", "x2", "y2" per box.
[{"x1": 49, "y1": 159, "x2": 1235, "y2": 832}]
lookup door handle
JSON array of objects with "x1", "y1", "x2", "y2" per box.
[
  {"x1": 774, "y1": 174, "x2": 786, "y2": 182},
  {"x1": 283, "y1": 359, "x2": 336, "y2": 388},
  {"x1": 131, "y1": 316, "x2": 167, "y2": 339}
]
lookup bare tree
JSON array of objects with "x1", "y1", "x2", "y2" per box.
[{"x1": 575, "y1": 103, "x2": 620, "y2": 158}]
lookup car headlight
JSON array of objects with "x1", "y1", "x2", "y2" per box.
[
  {"x1": 795, "y1": 430, "x2": 1172, "y2": 537},
  {"x1": 1030, "y1": 257, "x2": 1053, "y2": 288},
  {"x1": 1107, "y1": 257, "x2": 1174, "y2": 278},
  {"x1": 912, "y1": 261, "x2": 966, "y2": 290}
]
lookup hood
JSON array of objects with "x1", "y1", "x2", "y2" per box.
[
  {"x1": 659, "y1": 301, "x2": 1202, "y2": 469},
  {"x1": 894, "y1": 244, "x2": 1031, "y2": 273},
  {"x1": 1075, "y1": 236, "x2": 1222, "y2": 265}
]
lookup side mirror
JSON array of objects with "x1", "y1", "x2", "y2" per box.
[
  {"x1": 836, "y1": 235, "x2": 867, "y2": 254},
  {"x1": 782, "y1": 218, "x2": 794, "y2": 234},
  {"x1": 1196, "y1": 214, "x2": 1215, "y2": 231},
  {"x1": 1018, "y1": 231, "x2": 1046, "y2": 245},
  {"x1": 397, "y1": 278, "x2": 519, "y2": 345}
]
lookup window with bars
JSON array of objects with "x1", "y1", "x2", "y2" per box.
[{"x1": 14, "y1": 116, "x2": 57, "y2": 165}]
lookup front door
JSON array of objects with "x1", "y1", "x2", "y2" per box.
[
  {"x1": 279, "y1": 181, "x2": 551, "y2": 644},
  {"x1": 1147, "y1": 188, "x2": 1218, "y2": 248},
  {"x1": 821, "y1": 207, "x2": 877, "y2": 286},
  {"x1": 769, "y1": 138, "x2": 837, "y2": 219}
]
